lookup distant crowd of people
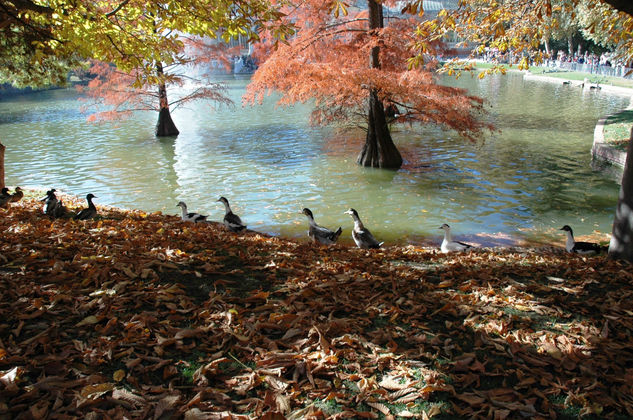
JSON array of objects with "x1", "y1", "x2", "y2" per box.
[{"x1": 479, "y1": 48, "x2": 632, "y2": 79}]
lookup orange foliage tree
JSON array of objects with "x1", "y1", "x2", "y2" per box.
[
  {"x1": 245, "y1": 0, "x2": 493, "y2": 169},
  {"x1": 80, "y1": 41, "x2": 235, "y2": 135}
]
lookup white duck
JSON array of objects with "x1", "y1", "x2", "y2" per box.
[
  {"x1": 176, "y1": 201, "x2": 208, "y2": 223},
  {"x1": 344, "y1": 208, "x2": 383, "y2": 249},
  {"x1": 439, "y1": 224, "x2": 474, "y2": 253},
  {"x1": 301, "y1": 208, "x2": 342, "y2": 245},
  {"x1": 217, "y1": 197, "x2": 246, "y2": 232}
]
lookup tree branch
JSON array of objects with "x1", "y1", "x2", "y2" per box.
[
  {"x1": 602, "y1": 0, "x2": 633, "y2": 17},
  {"x1": 105, "y1": 0, "x2": 131, "y2": 18}
]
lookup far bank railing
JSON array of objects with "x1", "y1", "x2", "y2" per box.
[{"x1": 545, "y1": 60, "x2": 633, "y2": 80}]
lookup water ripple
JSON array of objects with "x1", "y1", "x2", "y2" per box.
[{"x1": 1, "y1": 74, "x2": 629, "y2": 244}]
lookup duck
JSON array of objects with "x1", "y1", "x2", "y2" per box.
[
  {"x1": 176, "y1": 201, "x2": 208, "y2": 223},
  {"x1": 74, "y1": 193, "x2": 98, "y2": 220},
  {"x1": 560, "y1": 225, "x2": 606, "y2": 255},
  {"x1": 0, "y1": 187, "x2": 11, "y2": 208},
  {"x1": 9, "y1": 187, "x2": 23, "y2": 203},
  {"x1": 439, "y1": 223, "x2": 474, "y2": 253},
  {"x1": 301, "y1": 208, "x2": 342, "y2": 245},
  {"x1": 42, "y1": 189, "x2": 59, "y2": 215},
  {"x1": 217, "y1": 196, "x2": 246, "y2": 232},
  {"x1": 344, "y1": 208, "x2": 383, "y2": 249},
  {"x1": 41, "y1": 189, "x2": 67, "y2": 218}
]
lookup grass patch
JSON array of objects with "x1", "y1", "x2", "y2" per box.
[
  {"x1": 314, "y1": 398, "x2": 343, "y2": 416},
  {"x1": 604, "y1": 110, "x2": 633, "y2": 150},
  {"x1": 469, "y1": 61, "x2": 633, "y2": 89}
]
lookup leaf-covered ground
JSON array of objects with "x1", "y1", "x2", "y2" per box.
[{"x1": 1, "y1": 196, "x2": 633, "y2": 419}]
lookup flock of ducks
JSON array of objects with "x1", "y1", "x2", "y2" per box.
[
  {"x1": 176, "y1": 198, "x2": 608, "y2": 255},
  {"x1": 0, "y1": 187, "x2": 608, "y2": 255},
  {"x1": 0, "y1": 187, "x2": 23, "y2": 208},
  {"x1": 40, "y1": 189, "x2": 98, "y2": 220}
]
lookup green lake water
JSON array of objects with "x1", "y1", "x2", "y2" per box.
[{"x1": 0, "y1": 73, "x2": 630, "y2": 246}]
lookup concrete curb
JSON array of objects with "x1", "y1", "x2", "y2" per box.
[{"x1": 592, "y1": 114, "x2": 627, "y2": 168}]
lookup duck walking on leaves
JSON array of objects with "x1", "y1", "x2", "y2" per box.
[
  {"x1": 42, "y1": 189, "x2": 67, "y2": 218},
  {"x1": 344, "y1": 208, "x2": 383, "y2": 249},
  {"x1": 439, "y1": 224, "x2": 474, "y2": 253},
  {"x1": 74, "y1": 193, "x2": 98, "y2": 220},
  {"x1": 0, "y1": 188, "x2": 10, "y2": 208},
  {"x1": 176, "y1": 201, "x2": 208, "y2": 223},
  {"x1": 217, "y1": 197, "x2": 246, "y2": 232},
  {"x1": 10, "y1": 187, "x2": 23, "y2": 203},
  {"x1": 301, "y1": 208, "x2": 342, "y2": 245},
  {"x1": 560, "y1": 225, "x2": 606, "y2": 255}
]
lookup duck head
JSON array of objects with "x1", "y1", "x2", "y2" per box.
[
  {"x1": 560, "y1": 225, "x2": 573, "y2": 234},
  {"x1": 344, "y1": 208, "x2": 359, "y2": 218},
  {"x1": 439, "y1": 223, "x2": 451, "y2": 231},
  {"x1": 301, "y1": 208, "x2": 314, "y2": 218},
  {"x1": 41, "y1": 189, "x2": 57, "y2": 201},
  {"x1": 176, "y1": 201, "x2": 187, "y2": 208}
]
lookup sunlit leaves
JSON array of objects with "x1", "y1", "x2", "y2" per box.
[
  {"x1": 411, "y1": 0, "x2": 633, "y2": 73},
  {"x1": 2, "y1": 0, "x2": 293, "y2": 88}
]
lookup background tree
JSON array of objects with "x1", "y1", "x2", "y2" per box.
[
  {"x1": 0, "y1": 0, "x2": 291, "y2": 186},
  {"x1": 0, "y1": 0, "x2": 80, "y2": 189},
  {"x1": 245, "y1": 0, "x2": 493, "y2": 169},
  {"x1": 59, "y1": 0, "x2": 290, "y2": 136},
  {"x1": 412, "y1": 0, "x2": 633, "y2": 262},
  {"x1": 80, "y1": 40, "x2": 235, "y2": 135}
]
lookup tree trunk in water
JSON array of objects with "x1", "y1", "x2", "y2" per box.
[
  {"x1": 357, "y1": 0, "x2": 402, "y2": 169},
  {"x1": 358, "y1": 90, "x2": 403, "y2": 168},
  {"x1": 0, "y1": 142, "x2": 5, "y2": 189},
  {"x1": 609, "y1": 128, "x2": 633, "y2": 262},
  {"x1": 155, "y1": 63, "x2": 179, "y2": 137}
]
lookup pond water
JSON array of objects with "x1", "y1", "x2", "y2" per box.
[{"x1": 1, "y1": 73, "x2": 630, "y2": 246}]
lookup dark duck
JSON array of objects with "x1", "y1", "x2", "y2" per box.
[
  {"x1": 344, "y1": 208, "x2": 383, "y2": 249},
  {"x1": 217, "y1": 196, "x2": 246, "y2": 232},
  {"x1": 42, "y1": 189, "x2": 66, "y2": 218},
  {"x1": 74, "y1": 193, "x2": 98, "y2": 220},
  {"x1": 9, "y1": 187, "x2": 23, "y2": 203},
  {"x1": 301, "y1": 208, "x2": 342, "y2": 245},
  {"x1": 0, "y1": 187, "x2": 10, "y2": 208}
]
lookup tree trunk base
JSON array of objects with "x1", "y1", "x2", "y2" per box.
[
  {"x1": 156, "y1": 108, "x2": 179, "y2": 137},
  {"x1": 0, "y1": 142, "x2": 5, "y2": 189},
  {"x1": 609, "y1": 128, "x2": 633, "y2": 262},
  {"x1": 357, "y1": 91, "x2": 402, "y2": 169}
]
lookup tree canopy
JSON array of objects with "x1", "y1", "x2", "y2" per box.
[
  {"x1": 0, "y1": 0, "x2": 292, "y2": 88},
  {"x1": 410, "y1": 0, "x2": 633, "y2": 75},
  {"x1": 245, "y1": 0, "x2": 494, "y2": 168}
]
